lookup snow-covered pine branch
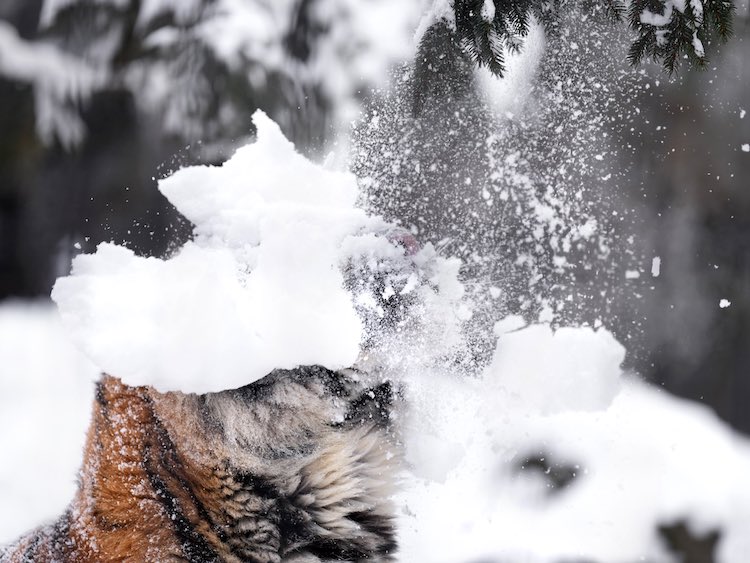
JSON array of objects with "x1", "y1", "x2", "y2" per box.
[
  {"x1": 628, "y1": 0, "x2": 734, "y2": 72},
  {"x1": 423, "y1": 0, "x2": 735, "y2": 77}
]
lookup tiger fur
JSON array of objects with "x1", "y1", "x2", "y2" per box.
[{"x1": 1, "y1": 366, "x2": 398, "y2": 562}]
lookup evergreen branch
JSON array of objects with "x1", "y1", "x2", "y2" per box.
[
  {"x1": 450, "y1": 0, "x2": 736, "y2": 77},
  {"x1": 603, "y1": 0, "x2": 627, "y2": 21},
  {"x1": 627, "y1": 33, "x2": 653, "y2": 66},
  {"x1": 705, "y1": 0, "x2": 735, "y2": 39}
]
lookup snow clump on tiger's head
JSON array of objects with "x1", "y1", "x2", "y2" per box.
[{"x1": 52, "y1": 110, "x2": 468, "y2": 395}]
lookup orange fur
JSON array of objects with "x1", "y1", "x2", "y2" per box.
[{"x1": 2, "y1": 371, "x2": 398, "y2": 563}]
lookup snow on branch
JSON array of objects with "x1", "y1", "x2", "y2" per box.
[
  {"x1": 628, "y1": 0, "x2": 734, "y2": 72},
  {"x1": 0, "y1": 21, "x2": 105, "y2": 148},
  {"x1": 418, "y1": 0, "x2": 735, "y2": 77}
]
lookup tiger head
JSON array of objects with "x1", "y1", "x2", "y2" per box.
[{"x1": 85, "y1": 366, "x2": 400, "y2": 563}]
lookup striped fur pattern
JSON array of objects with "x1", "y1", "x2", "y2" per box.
[{"x1": 2, "y1": 367, "x2": 397, "y2": 562}]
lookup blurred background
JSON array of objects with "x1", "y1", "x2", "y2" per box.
[
  {"x1": 1, "y1": 0, "x2": 750, "y2": 557},
  {"x1": 1, "y1": 0, "x2": 749, "y2": 430}
]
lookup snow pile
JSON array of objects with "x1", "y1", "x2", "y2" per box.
[
  {"x1": 52, "y1": 110, "x2": 463, "y2": 393},
  {"x1": 398, "y1": 321, "x2": 750, "y2": 563},
  {"x1": 0, "y1": 302, "x2": 98, "y2": 544}
]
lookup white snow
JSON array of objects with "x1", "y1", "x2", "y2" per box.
[
  {"x1": 0, "y1": 302, "x2": 98, "y2": 544},
  {"x1": 720, "y1": 299, "x2": 731, "y2": 308},
  {"x1": 399, "y1": 363, "x2": 750, "y2": 563},
  {"x1": 52, "y1": 111, "x2": 465, "y2": 393},
  {"x1": 640, "y1": 2, "x2": 675, "y2": 27},
  {"x1": 0, "y1": 108, "x2": 750, "y2": 563},
  {"x1": 484, "y1": 324, "x2": 624, "y2": 414},
  {"x1": 413, "y1": 0, "x2": 455, "y2": 44},
  {"x1": 480, "y1": 0, "x2": 496, "y2": 22},
  {"x1": 475, "y1": 18, "x2": 546, "y2": 119},
  {"x1": 651, "y1": 256, "x2": 662, "y2": 277},
  {"x1": 639, "y1": 0, "x2": 707, "y2": 58},
  {"x1": 493, "y1": 315, "x2": 525, "y2": 335},
  {"x1": 0, "y1": 21, "x2": 104, "y2": 147},
  {"x1": 690, "y1": 0, "x2": 705, "y2": 23},
  {"x1": 5, "y1": 108, "x2": 750, "y2": 563},
  {"x1": 5, "y1": 302, "x2": 750, "y2": 561},
  {"x1": 741, "y1": 144, "x2": 749, "y2": 152},
  {"x1": 53, "y1": 112, "x2": 377, "y2": 392},
  {"x1": 692, "y1": 32, "x2": 705, "y2": 58}
]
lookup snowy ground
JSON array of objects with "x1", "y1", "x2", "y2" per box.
[
  {"x1": 4, "y1": 301, "x2": 750, "y2": 562},
  {"x1": 0, "y1": 301, "x2": 98, "y2": 544}
]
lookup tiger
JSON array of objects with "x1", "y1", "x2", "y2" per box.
[{"x1": 1, "y1": 366, "x2": 398, "y2": 562}]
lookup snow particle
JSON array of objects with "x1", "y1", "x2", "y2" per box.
[
  {"x1": 719, "y1": 299, "x2": 731, "y2": 309},
  {"x1": 651, "y1": 256, "x2": 661, "y2": 277}
]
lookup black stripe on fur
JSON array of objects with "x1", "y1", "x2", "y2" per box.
[{"x1": 142, "y1": 400, "x2": 222, "y2": 563}]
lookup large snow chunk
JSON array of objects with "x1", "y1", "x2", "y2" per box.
[
  {"x1": 159, "y1": 111, "x2": 360, "y2": 248},
  {"x1": 397, "y1": 322, "x2": 750, "y2": 563},
  {"x1": 487, "y1": 324, "x2": 624, "y2": 414},
  {"x1": 52, "y1": 111, "x2": 373, "y2": 393}
]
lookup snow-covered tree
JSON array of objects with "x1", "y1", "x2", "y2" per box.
[{"x1": 1, "y1": 0, "x2": 424, "y2": 149}]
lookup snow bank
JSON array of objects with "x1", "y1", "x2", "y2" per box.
[
  {"x1": 53, "y1": 111, "x2": 364, "y2": 392},
  {"x1": 0, "y1": 302, "x2": 97, "y2": 544},
  {"x1": 398, "y1": 321, "x2": 750, "y2": 563},
  {"x1": 5, "y1": 302, "x2": 750, "y2": 561},
  {"x1": 52, "y1": 111, "x2": 463, "y2": 393}
]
